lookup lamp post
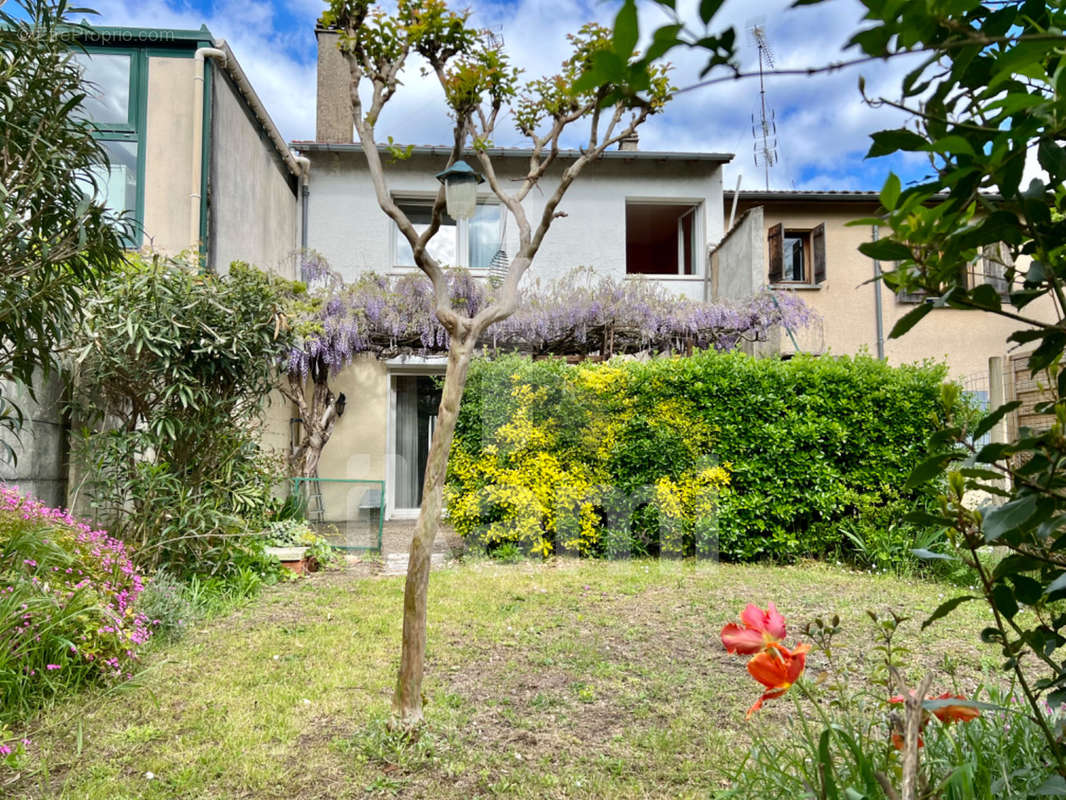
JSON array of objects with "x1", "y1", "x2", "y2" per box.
[{"x1": 434, "y1": 160, "x2": 484, "y2": 220}]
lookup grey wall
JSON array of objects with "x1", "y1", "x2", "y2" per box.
[
  {"x1": 0, "y1": 374, "x2": 67, "y2": 509},
  {"x1": 711, "y1": 206, "x2": 764, "y2": 302},
  {"x1": 209, "y1": 68, "x2": 300, "y2": 278}
]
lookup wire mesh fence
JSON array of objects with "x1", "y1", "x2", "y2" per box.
[{"x1": 290, "y1": 478, "x2": 384, "y2": 552}]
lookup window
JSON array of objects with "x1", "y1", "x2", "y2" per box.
[
  {"x1": 71, "y1": 49, "x2": 144, "y2": 244},
  {"x1": 625, "y1": 201, "x2": 701, "y2": 275},
  {"x1": 393, "y1": 199, "x2": 504, "y2": 269},
  {"x1": 768, "y1": 223, "x2": 825, "y2": 285},
  {"x1": 897, "y1": 243, "x2": 1014, "y2": 304}
]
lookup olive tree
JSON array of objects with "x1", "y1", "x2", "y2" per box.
[{"x1": 321, "y1": 0, "x2": 673, "y2": 726}]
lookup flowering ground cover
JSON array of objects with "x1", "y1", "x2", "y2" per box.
[{"x1": 5, "y1": 559, "x2": 1002, "y2": 799}]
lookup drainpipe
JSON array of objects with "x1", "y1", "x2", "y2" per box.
[
  {"x1": 294, "y1": 155, "x2": 311, "y2": 280},
  {"x1": 872, "y1": 224, "x2": 885, "y2": 360},
  {"x1": 191, "y1": 46, "x2": 227, "y2": 256}
]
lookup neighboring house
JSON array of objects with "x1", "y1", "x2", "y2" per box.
[
  {"x1": 289, "y1": 29, "x2": 732, "y2": 520},
  {"x1": 712, "y1": 190, "x2": 1054, "y2": 381},
  {"x1": 2, "y1": 24, "x2": 306, "y2": 506}
]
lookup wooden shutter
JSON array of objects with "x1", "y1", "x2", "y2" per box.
[
  {"x1": 812, "y1": 223, "x2": 827, "y2": 284},
  {"x1": 768, "y1": 223, "x2": 784, "y2": 284}
]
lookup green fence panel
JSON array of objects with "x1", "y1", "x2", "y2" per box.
[{"x1": 290, "y1": 478, "x2": 385, "y2": 553}]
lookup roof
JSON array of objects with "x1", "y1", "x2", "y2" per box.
[
  {"x1": 292, "y1": 141, "x2": 734, "y2": 164},
  {"x1": 71, "y1": 23, "x2": 215, "y2": 46},
  {"x1": 726, "y1": 190, "x2": 881, "y2": 202}
]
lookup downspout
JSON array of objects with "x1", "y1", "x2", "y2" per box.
[
  {"x1": 294, "y1": 155, "x2": 311, "y2": 280},
  {"x1": 191, "y1": 46, "x2": 227, "y2": 260},
  {"x1": 872, "y1": 224, "x2": 885, "y2": 360}
]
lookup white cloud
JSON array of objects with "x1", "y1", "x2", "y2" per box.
[{"x1": 87, "y1": 0, "x2": 927, "y2": 190}]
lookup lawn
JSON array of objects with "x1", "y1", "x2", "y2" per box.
[{"x1": 6, "y1": 559, "x2": 996, "y2": 799}]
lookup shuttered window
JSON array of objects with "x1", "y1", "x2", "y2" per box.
[{"x1": 768, "y1": 223, "x2": 826, "y2": 286}]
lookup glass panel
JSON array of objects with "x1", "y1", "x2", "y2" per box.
[
  {"x1": 82, "y1": 140, "x2": 138, "y2": 217},
  {"x1": 394, "y1": 376, "x2": 419, "y2": 509},
  {"x1": 72, "y1": 52, "x2": 131, "y2": 127},
  {"x1": 394, "y1": 202, "x2": 457, "y2": 267},
  {"x1": 784, "y1": 234, "x2": 805, "y2": 281},
  {"x1": 468, "y1": 203, "x2": 502, "y2": 268}
]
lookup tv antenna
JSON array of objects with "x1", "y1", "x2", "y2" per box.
[{"x1": 750, "y1": 25, "x2": 778, "y2": 190}]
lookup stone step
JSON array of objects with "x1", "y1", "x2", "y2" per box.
[{"x1": 382, "y1": 551, "x2": 447, "y2": 576}]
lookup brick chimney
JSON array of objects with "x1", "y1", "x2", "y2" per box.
[
  {"x1": 618, "y1": 133, "x2": 639, "y2": 151},
  {"x1": 316, "y1": 27, "x2": 353, "y2": 143}
]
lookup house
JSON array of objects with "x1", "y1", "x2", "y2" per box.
[
  {"x1": 2, "y1": 24, "x2": 306, "y2": 506},
  {"x1": 289, "y1": 28, "x2": 734, "y2": 521},
  {"x1": 712, "y1": 190, "x2": 1055, "y2": 382}
]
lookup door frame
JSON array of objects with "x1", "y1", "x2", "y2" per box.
[{"x1": 385, "y1": 357, "x2": 448, "y2": 520}]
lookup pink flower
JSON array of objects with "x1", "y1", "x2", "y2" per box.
[{"x1": 45, "y1": 664, "x2": 60, "y2": 670}]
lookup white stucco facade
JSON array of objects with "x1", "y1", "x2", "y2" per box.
[{"x1": 297, "y1": 144, "x2": 728, "y2": 297}]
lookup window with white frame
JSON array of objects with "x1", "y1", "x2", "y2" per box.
[
  {"x1": 393, "y1": 199, "x2": 504, "y2": 269},
  {"x1": 625, "y1": 201, "x2": 701, "y2": 275}
]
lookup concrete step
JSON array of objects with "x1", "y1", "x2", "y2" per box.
[{"x1": 382, "y1": 551, "x2": 447, "y2": 576}]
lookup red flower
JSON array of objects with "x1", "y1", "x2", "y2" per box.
[
  {"x1": 721, "y1": 602, "x2": 787, "y2": 655},
  {"x1": 744, "y1": 641, "x2": 810, "y2": 718},
  {"x1": 930, "y1": 693, "x2": 980, "y2": 724}
]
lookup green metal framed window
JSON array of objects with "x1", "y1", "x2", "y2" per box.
[{"x1": 72, "y1": 47, "x2": 148, "y2": 247}]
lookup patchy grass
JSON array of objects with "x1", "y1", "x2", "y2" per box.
[{"x1": 6, "y1": 559, "x2": 998, "y2": 799}]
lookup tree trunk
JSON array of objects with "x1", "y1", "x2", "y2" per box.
[
  {"x1": 288, "y1": 371, "x2": 339, "y2": 480},
  {"x1": 392, "y1": 335, "x2": 474, "y2": 727}
]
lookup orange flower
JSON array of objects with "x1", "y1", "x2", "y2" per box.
[
  {"x1": 744, "y1": 641, "x2": 810, "y2": 718},
  {"x1": 721, "y1": 602, "x2": 787, "y2": 655},
  {"x1": 930, "y1": 693, "x2": 981, "y2": 724}
]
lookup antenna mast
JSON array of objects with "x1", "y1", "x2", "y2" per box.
[{"x1": 751, "y1": 25, "x2": 778, "y2": 190}]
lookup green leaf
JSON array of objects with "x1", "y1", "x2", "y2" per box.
[
  {"x1": 973, "y1": 401, "x2": 1021, "y2": 441},
  {"x1": 612, "y1": 0, "x2": 639, "y2": 59},
  {"x1": 699, "y1": 0, "x2": 725, "y2": 24},
  {"x1": 1044, "y1": 571, "x2": 1066, "y2": 598},
  {"x1": 912, "y1": 548, "x2": 953, "y2": 561},
  {"x1": 922, "y1": 595, "x2": 977, "y2": 629},
  {"x1": 867, "y1": 128, "x2": 928, "y2": 158},
  {"x1": 904, "y1": 511, "x2": 951, "y2": 527},
  {"x1": 859, "y1": 237, "x2": 912, "y2": 262},
  {"x1": 982, "y1": 494, "x2": 1039, "y2": 542},
  {"x1": 880, "y1": 172, "x2": 901, "y2": 211},
  {"x1": 992, "y1": 583, "x2": 1019, "y2": 619},
  {"x1": 1033, "y1": 775, "x2": 1066, "y2": 796},
  {"x1": 905, "y1": 451, "x2": 959, "y2": 488}
]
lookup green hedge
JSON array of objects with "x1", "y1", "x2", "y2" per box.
[{"x1": 447, "y1": 351, "x2": 957, "y2": 561}]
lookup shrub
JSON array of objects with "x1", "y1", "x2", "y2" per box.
[
  {"x1": 71, "y1": 255, "x2": 296, "y2": 577},
  {"x1": 448, "y1": 351, "x2": 958, "y2": 561},
  {"x1": 0, "y1": 487, "x2": 151, "y2": 722},
  {"x1": 134, "y1": 569, "x2": 195, "y2": 643}
]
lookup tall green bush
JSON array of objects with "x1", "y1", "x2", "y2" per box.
[
  {"x1": 70, "y1": 255, "x2": 296, "y2": 576},
  {"x1": 448, "y1": 351, "x2": 958, "y2": 561}
]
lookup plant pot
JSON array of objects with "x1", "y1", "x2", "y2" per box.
[{"x1": 265, "y1": 545, "x2": 310, "y2": 575}]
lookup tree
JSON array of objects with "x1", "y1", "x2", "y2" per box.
[
  {"x1": 320, "y1": 0, "x2": 675, "y2": 726},
  {"x1": 71, "y1": 255, "x2": 294, "y2": 575},
  {"x1": 0, "y1": 0, "x2": 128, "y2": 452},
  {"x1": 282, "y1": 261, "x2": 813, "y2": 482}
]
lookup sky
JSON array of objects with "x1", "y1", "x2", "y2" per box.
[{"x1": 77, "y1": 0, "x2": 940, "y2": 192}]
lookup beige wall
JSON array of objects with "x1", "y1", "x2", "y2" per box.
[
  {"x1": 727, "y1": 200, "x2": 1054, "y2": 380},
  {"x1": 142, "y1": 56, "x2": 196, "y2": 253},
  {"x1": 315, "y1": 357, "x2": 389, "y2": 483}
]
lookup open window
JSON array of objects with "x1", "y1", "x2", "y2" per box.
[
  {"x1": 768, "y1": 222, "x2": 826, "y2": 286},
  {"x1": 625, "y1": 201, "x2": 701, "y2": 275}
]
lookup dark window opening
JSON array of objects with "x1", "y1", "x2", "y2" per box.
[
  {"x1": 625, "y1": 202, "x2": 700, "y2": 275},
  {"x1": 768, "y1": 222, "x2": 826, "y2": 285}
]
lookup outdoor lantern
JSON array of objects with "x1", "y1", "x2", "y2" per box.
[{"x1": 434, "y1": 160, "x2": 484, "y2": 220}]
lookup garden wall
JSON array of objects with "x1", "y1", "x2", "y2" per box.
[{"x1": 447, "y1": 351, "x2": 956, "y2": 560}]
